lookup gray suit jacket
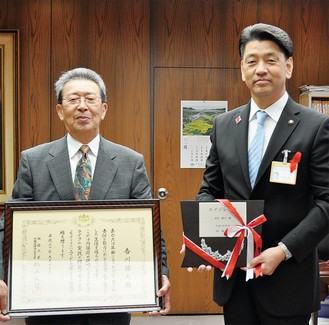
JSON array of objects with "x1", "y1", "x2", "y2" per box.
[
  {"x1": 196, "y1": 97, "x2": 329, "y2": 316},
  {"x1": 11, "y1": 135, "x2": 152, "y2": 202},
  {"x1": 0, "y1": 134, "x2": 169, "y2": 321}
]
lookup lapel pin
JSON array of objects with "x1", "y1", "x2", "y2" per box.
[
  {"x1": 235, "y1": 116, "x2": 242, "y2": 124},
  {"x1": 288, "y1": 120, "x2": 294, "y2": 126}
]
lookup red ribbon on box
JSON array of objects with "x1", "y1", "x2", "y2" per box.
[
  {"x1": 215, "y1": 199, "x2": 266, "y2": 281},
  {"x1": 183, "y1": 235, "x2": 226, "y2": 270},
  {"x1": 183, "y1": 199, "x2": 266, "y2": 281}
]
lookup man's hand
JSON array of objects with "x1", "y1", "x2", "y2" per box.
[
  {"x1": 180, "y1": 244, "x2": 213, "y2": 272},
  {"x1": 247, "y1": 246, "x2": 285, "y2": 275},
  {"x1": 0, "y1": 280, "x2": 10, "y2": 322},
  {"x1": 149, "y1": 275, "x2": 171, "y2": 316}
]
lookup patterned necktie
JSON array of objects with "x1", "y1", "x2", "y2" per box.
[
  {"x1": 74, "y1": 145, "x2": 92, "y2": 200},
  {"x1": 248, "y1": 110, "x2": 268, "y2": 189}
]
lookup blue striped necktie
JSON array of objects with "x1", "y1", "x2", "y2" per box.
[{"x1": 248, "y1": 110, "x2": 268, "y2": 189}]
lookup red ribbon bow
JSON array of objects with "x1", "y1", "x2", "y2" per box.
[
  {"x1": 216, "y1": 199, "x2": 266, "y2": 280},
  {"x1": 183, "y1": 200, "x2": 266, "y2": 281}
]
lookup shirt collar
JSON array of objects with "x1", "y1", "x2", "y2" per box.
[
  {"x1": 249, "y1": 92, "x2": 289, "y2": 122},
  {"x1": 67, "y1": 133, "x2": 100, "y2": 159}
]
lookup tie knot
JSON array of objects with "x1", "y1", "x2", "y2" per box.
[
  {"x1": 80, "y1": 145, "x2": 90, "y2": 154},
  {"x1": 256, "y1": 110, "x2": 268, "y2": 126}
]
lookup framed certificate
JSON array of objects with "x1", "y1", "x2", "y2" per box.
[{"x1": 4, "y1": 199, "x2": 162, "y2": 317}]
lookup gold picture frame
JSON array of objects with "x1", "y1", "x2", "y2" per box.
[
  {"x1": 0, "y1": 30, "x2": 19, "y2": 203},
  {"x1": 4, "y1": 199, "x2": 162, "y2": 317}
]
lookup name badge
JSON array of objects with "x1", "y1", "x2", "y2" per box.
[{"x1": 270, "y1": 161, "x2": 297, "y2": 185}]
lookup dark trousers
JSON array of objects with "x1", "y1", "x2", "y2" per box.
[
  {"x1": 25, "y1": 313, "x2": 131, "y2": 325},
  {"x1": 223, "y1": 270, "x2": 311, "y2": 325}
]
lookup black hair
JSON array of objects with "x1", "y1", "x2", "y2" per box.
[{"x1": 239, "y1": 23, "x2": 293, "y2": 60}]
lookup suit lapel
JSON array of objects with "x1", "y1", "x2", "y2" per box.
[
  {"x1": 233, "y1": 103, "x2": 252, "y2": 189},
  {"x1": 256, "y1": 98, "x2": 301, "y2": 186},
  {"x1": 47, "y1": 136, "x2": 76, "y2": 200},
  {"x1": 89, "y1": 137, "x2": 118, "y2": 200}
]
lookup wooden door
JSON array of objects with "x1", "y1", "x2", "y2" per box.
[{"x1": 153, "y1": 67, "x2": 250, "y2": 314}]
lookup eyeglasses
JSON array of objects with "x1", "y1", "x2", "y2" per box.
[{"x1": 62, "y1": 95, "x2": 101, "y2": 106}]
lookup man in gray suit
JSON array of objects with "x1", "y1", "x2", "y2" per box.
[
  {"x1": 182, "y1": 23, "x2": 329, "y2": 324},
  {"x1": 0, "y1": 68, "x2": 170, "y2": 324}
]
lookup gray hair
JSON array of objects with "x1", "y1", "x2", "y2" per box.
[
  {"x1": 239, "y1": 23, "x2": 293, "y2": 60},
  {"x1": 54, "y1": 67, "x2": 107, "y2": 104}
]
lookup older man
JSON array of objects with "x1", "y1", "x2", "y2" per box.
[{"x1": 0, "y1": 68, "x2": 170, "y2": 324}]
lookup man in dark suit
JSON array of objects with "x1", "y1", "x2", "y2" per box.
[
  {"x1": 183, "y1": 23, "x2": 329, "y2": 324},
  {"x1": 0, "y1": 67, "x2": 170, "y2": 324}
]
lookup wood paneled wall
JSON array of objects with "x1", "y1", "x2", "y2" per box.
[
  {"x1": 153, "y1": 0, "x2": 257, "y2": 68},
  {"x1": 153, "y1": 0, "x2": 329, "y2": 100},
  {"x1": 0, "y1": 0, "x2": 151, "y2": 172}
]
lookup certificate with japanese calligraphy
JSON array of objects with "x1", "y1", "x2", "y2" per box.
[
  {"x1": 4, "y1": 200, "x2": 162, "y2": 317},
  {"x1": 181, "y1": 200, "x2": 265, "y2": 269}
]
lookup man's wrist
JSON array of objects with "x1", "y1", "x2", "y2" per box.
[{"x1": 278, "y1": 242, "x2": 292, "y2": 260}]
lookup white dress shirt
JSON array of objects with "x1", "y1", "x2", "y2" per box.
[
  {"x1": 248, "y1": 92, "x2": 292, "y2": 259},
  {"x1": 67, "y1": 133, "x2": 100, "y2": 183},
  {"x1": 248, "y1": 92, "x2": 289, "y2": 157}
]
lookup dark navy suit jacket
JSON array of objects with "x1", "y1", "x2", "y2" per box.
[{"x1": 196, "y1": 97, "x2": 329, "y2": 316}]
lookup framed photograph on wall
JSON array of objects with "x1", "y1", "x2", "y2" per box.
[{"x1": 0, "y1": 30, "x2": 19, "y2": 203}]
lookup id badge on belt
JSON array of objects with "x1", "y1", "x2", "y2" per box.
[{"x1": 270, "y1": 150, "x2": 302, "y2": 185}]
